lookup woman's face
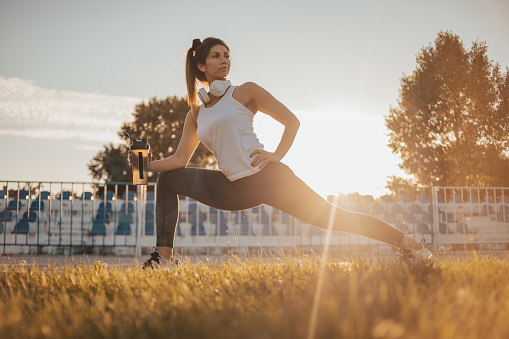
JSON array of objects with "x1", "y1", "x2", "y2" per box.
[{"x1": 198, "y1": 44, "x2": 231, "y2": 83}]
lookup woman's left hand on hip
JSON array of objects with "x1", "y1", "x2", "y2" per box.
[{"x1": 249, "y1": 149, "x2": 282, "y2": 169}]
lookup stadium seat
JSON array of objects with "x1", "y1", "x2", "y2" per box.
[
  {"x1": 500, "y1": 195, "x2": 509, "y2": 203},
  {"x1": 455, "y1": 222, "x2": 471, "y2": 234},
  {"x1": 30, "y1": 200, "x2": 45, "y2": 211},
  {"x1": 0, "y1": 189, "x2": 6, "y2": 199},
  {"x1": 261, "y1": 211, "x2": 277, "y2": 235},
  {"x1": 399, "y1": 194, "x2": 412, "y2": 203},
  {"x1": 145, "y1": 213, "x2": 154, "y2": 235},
  {"x1": 189, "y1": 212, "x2": 206, "y2": 235},
  {"x1": 438, "y1": 222, "x2": 452, "y2": 234},
  {"x1": 422, "y1": 213, "x2": 433, "y2": 223},
  {"x1": 234, "y1": 211, "x2": 252, "y2": 235},
  {"x1": 90, "y1": 221, "x2": 107, "y2": 235},
  {"x1": 391, "y1": 204, "x2": 404, "y2": 214},
  {"x1": 80, "y1": 192, "x2": 93, "y2": 200},
  {"x1": 115, "y1": 223, "x2": 131, "y2": 235},
  {"x1": 409, "y1": 204, "x2": 423, "y2": 214},
  {"x1": 122, "y1": 191, "x2": 136, "y2": 201},
  {"x1": 7, "y1": 200, "x2": 22, "y2": 210},
  {"x1": 380, "y1": 195, "x2": 394, "y2": 203},
  {"x1": 417, "y1": 194, "x2": 430, "y2": 203},
  {"x1": 483, "y1": 195, "x2": 495, "y2": 203},
  {"x1": 497, "y1": 205, "x2": 509, "y2": 222},
  {"x1": 0, "y1": 223, "x2": 4, "y2": 233},
  {"x1": 466, "y1": 194, "x2": 479, "y2": 203},
  {"x1": 100, "y1": 190, "x2": 115, "y2": 200},
  {"x1": 21, "y1": 211, "x2": 37, "y2": 222},
  {"x1": 146, "y1": 191, "x2": 155, "y2": 201},
  {"x1": 38, "y1": 191, "x2": 51, "y2": 200},
  {"x1": 118, "y1": 213, "x2": 134, "y2": 224},
  {"x1": 146, "y1": 202, "x2": 154, "y2": 212},
  {"x1": 451, "y1": 195, "x2": 463, "y2": 203},
  {"x1": 57, "y1": 191, "x2": 72, "y2": 200},
  {"x1": 12, "y1": 221, "x2": 30, "y2": 234},
  {"x1": 94, "y1": 212, "x2": 110, "y2": 223},
  {"x1": 212, "y1": 210, "x2": 229, "y2": 235},
  {"x1": 97, "y1": 202, "x2": 113, "y2": 213},
  {"x1": 416, "y1": 223, "x2": 432, "y2": 234},
  {"x1": 121, "y1": 202, "x2": 135, "y2": 213},
  {"x1": 0, "y1": 211, "x2": 13, "y2": 222},
  {"x1": 14, "y1": 190, "x2": 29, "y2": 200},
  {"x1": 480, "y1": 204, "x2": 495, "y2": 216}
]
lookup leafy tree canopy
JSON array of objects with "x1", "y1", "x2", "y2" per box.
[
  {"x1": 385, "y1": 31, "x2": 509, "y2": 187},
  {"x1": 88, "y1": 96, "x2": 216, "y2": 182}
]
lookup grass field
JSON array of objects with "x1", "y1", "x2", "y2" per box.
[{"x1": 1, "y1": 252, "x2": 509, "y2": 339}]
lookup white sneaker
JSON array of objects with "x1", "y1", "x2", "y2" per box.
[{"x1": 398, "y1": 239, "x2": 433, "y2": 263}]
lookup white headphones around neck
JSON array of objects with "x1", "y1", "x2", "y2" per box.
[{"x1": 198, "y1": 80, "x2": 232, "y2": 104}]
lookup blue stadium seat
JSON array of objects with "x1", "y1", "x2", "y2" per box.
[
  {"x1": 122, "y1": 191, "x2": 136, "y2": 201},
  {"x1": 30, "y1": 200, "x2": 45, "y2": 211},
  {"x1": 7, "y1": 200, "x2": 22, "y2": 210},
  {"x1": 0, "y1": 189, "x2": 6, "y2": 199},
  {"x1": 94, "y1": 212, "x2": 110, "y2": 223},
  {"x1": 90, "y1": 221, "x2": 107, "y2": 235},
  {"x1": 439, "y1": 222, "x2": 452, "y2": 234},
  {"x1": 189, "y1": 212, "x2": 206, "y2": 235},
  {"x1": 145, "y1": 213, "x2": 154, "y2": 235},
  {"x1": 100, "y1": 190, "x2": 115, "y2": 200},
  {"x1": 38, "y1": 191, "x2": 51, "y2": 200},
  {"x1": 97, "y1": 202, "x2": 113, "y2": 213},
  {"x1": 233, "y1": 210, "x2": 252, "y2": 235},
  {"x1": 0, "y1": 211, "x2": 13, "y2": 221},
  {"x1": 57, "y1": 191, "x2": 72, "y2": 200},
  {"x1": 416, "y1": 223, "x2": 432, "y2": 234},
  {"x1": 12, "y1": 221, "x2": 30, "y2": 234},
  {"x1": 115, "y1": 223, "x2": 131, "y2": 235},
  {"x1": 188, "y1": 201, "x2": 197, "y2": 213},
  {"x1": 118, "y1": 213, "x2": 134, "y2": 224},
  {"x1": 455, "y1": 222, "x2": 471, "y2": 234},
  {"x1": 21, "y1": 211, "x2": 37, "y2": 222},
  {"x1": 15, "y1": 190, "x2": 29, "y2": 200},
  {"x1": 0, "y1": 223, "x2": 4, "y2": 233},
  {"x1": 146, "y1": 202, "x2": 154, "y2": 212},
  {"x1": 121, "y1": 202, "x2": 135, "y2": 213},
  {"x1": 146, "y1": 191, "x2": 155, "y2": 201},
  {"x1": 80, "y1": 192, "x2": 93, "y2": 200},
  {"x1": 212, "y1": 210, "x2": 228, "y2": 235},
  {"x1": 261, "y1": 211, "x2": 277, "y2": 235}
]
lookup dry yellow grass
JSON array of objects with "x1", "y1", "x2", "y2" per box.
[{"x1": 1, "y1": 253, "x2": 509, "y2": 339}]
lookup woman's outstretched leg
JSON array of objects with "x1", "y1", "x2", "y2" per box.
[
  {"x1": 234, "y1": 162, "x2": 418, "y2": 249},
  {"x1": 155, "y1": 167, "x2": 258, "y2": 252}
]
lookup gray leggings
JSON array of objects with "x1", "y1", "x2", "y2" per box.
[{"x1": 155, "y1": 162, "x2": 404, "y2": 248}]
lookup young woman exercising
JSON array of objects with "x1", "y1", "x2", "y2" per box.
[{"x1": 131, "y1": 37, "x2": 431, "y2": 267}]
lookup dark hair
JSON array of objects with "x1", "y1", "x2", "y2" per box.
[{"x1": 185, "y1": 37, "x2": 230, "y2": 110}]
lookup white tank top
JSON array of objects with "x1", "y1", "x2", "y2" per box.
[{"x1": 196, "y1": 86, "x2": 264, "y2": 181}]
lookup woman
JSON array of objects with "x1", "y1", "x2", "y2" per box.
[{"x1": 132, "y1": 37, "x2": 431, "y2": 268}]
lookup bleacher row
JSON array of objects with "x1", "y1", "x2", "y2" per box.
[
  {"x1": 2, "y1": 188, "x2": 509, "y2": 249},
  {"x1": 0, "y1": 189, "x2": 291, "y2": 239},
  {"x1": 337, "y1": 192, "x2": 509, "y2": 245}
]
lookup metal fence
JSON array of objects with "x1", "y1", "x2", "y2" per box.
[{"x1": 1, "y1": 181, "x2": 508, "y2": 256}]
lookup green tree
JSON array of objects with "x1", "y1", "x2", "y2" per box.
[
  {"x1": 88, "y1": 96, "x2": 216, "y2": 182},
  {"x1": 385, "y1": 31, "x2": 509, "y2": 187}
]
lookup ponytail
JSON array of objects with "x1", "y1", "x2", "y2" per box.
[{"x1": 185, "y1": 37, "x2": 230, "y2": 111}]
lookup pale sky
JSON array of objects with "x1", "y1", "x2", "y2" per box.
[{"x1": 1, "y1": 0, "x2": 508, "y2": 198}]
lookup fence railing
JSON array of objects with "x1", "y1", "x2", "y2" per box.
[{"x1": 1, "y1": 181, "x2": 508, "y2": 256}]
